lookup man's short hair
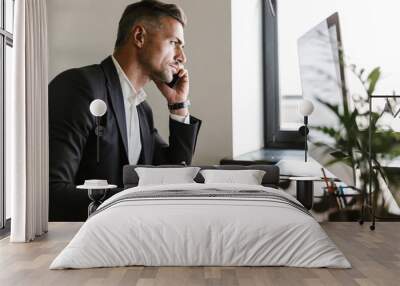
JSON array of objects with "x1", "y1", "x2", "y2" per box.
[{"x1": 115, "y1": 0, "x2": 187, "y2": 49}]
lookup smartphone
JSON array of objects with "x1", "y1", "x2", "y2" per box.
[{"x1": 167, "y1": 74, "x2": 180, "y2": 89}]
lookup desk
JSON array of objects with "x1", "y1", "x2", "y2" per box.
[{"x1": 220, "y1": 148, "x2": 304, "y2": 165}]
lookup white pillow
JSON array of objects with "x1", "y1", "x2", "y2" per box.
[
  {"x1": 200, "y1": 169, "x2": 266, "y2": 185},
  {"x1": 135, "y1": 167, "x2": 200, "y2": 186}
]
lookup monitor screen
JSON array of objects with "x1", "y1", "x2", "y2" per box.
[
  {"x1": 297, "y1": 13, "x2": 355, "y2": 186},
  {"x1": 297, "y1": 12, "x2": 347, "y2": 145}
]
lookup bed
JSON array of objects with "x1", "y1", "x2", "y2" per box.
[{"x1": 50, "y1": 165, "x2": 351, "y2": 269}]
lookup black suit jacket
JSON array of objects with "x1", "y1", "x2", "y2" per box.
[{"x1": 49, "y1": 56, "x2": 201, "y2": 221}]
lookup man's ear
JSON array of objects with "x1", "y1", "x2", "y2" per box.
[{"x1": 131, "y1": 25, "x2": 146, "y2": 48}]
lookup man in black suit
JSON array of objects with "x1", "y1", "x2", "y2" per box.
[{"x1": 49, "y1": 0, "x2": 201, "y2": 221}]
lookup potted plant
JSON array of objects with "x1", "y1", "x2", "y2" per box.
[{"x1": 312, "y1": 65, "x2": 400, "y2": 220}]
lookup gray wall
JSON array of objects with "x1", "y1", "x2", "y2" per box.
[{"x1": 47, "y1": 0, "x2": 263, "y2": 164}]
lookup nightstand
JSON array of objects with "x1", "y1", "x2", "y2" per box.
[{"x1": 77, "y1": 184, "x2": 117, "y2": 216}]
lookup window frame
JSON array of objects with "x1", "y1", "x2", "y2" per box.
[
  {"x1": 263, "y1": 0, "x2": 303, "y2": 149},
  {"x1": 0, "y1": 0, "x2": 13, "y2": 230}
]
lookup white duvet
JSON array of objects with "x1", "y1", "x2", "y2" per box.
[{"x1": 50, "y1": 183, "x2": 351, "y2": 269}]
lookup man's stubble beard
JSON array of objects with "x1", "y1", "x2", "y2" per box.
[
  {"x1": 151, "y1": 68, "x2": 172, "y2": 83},
  {"x1": 139, "y1": 51, "x2": 172, "y2": 83}
]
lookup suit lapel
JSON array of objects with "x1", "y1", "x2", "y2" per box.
[
  {"x1": 137, "y1": 103, "x2": 152, "y2": 164},
  {"x1": 100, "y1": 56, "x2": 129, "y2": 160}
]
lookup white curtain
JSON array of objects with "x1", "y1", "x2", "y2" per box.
[{"x1": 8, "y1": 0, "x2": 49, "y2": 242}]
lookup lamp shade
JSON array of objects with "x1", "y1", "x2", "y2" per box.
[
  {"x1": 89, "y1": 99, "x2": 107, "y2": 117},
  {"x1": 298, "y1": 99, "x2": 314, "y2": 116}
]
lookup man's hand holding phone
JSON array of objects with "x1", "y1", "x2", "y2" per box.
[{"x1": 154, "y1": 67, "x2": 190, "y2": 117}]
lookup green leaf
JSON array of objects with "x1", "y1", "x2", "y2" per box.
[{"x1": 367, "y1": 67, "x2": 381, "y2": 95}]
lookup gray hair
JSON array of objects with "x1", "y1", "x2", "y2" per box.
[{"x1": 115, "y1": 0, "x2": 187, "y2": 49}]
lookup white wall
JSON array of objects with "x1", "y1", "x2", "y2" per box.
[
  {"x1": 47, "y1": 0, "x2": 262, "y2": 164},
  {"x1": 144, "y1": 0, "x2": 233, "y2": 165},
  {"x1": 231, "y1": 0, "x2": 264, "y2": 157}
]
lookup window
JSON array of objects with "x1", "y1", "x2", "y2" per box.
[
  {"x1": 263, "y1": 0, "x2": 303, "y2": 148},
  {"x1": 1, "y1": 0, "x2": 14, "y2": 230},
  {"x1": 264, "y1": 0, "x2": 400, "y2": 148}
]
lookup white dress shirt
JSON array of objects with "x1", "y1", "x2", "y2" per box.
[{"x1": 111, "y1": 56, "x2": 190, "y2": 165}]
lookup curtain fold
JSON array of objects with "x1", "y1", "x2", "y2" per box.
[{"x1": 9, "y1": 0, "x2": 49, "y2": 242}]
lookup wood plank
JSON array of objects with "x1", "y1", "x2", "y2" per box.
[{"x1": 0, "y1": 222, "x2": 399, "y2": 286}]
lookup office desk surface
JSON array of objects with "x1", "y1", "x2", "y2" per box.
[{"x1": 220, "y1": 148, "x2": 304, "y2": 165}]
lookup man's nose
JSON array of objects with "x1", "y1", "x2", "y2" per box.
[{"x1": 176, "y1": 48, "x2": 187, "y2": 65}]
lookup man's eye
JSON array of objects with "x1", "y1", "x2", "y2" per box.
[{"x1": 170, "y1": 41, "x2": 177, "y2": 46}]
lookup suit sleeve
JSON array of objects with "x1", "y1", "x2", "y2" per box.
[
  {"x1": 49, "y1": 70, "x2": 95, "y2": 220},
  {"x1": 152, "y1": 115, "x2": 202, "y2": 165}
]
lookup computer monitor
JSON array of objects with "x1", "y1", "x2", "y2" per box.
[
  {"x1": 297, "y1": 12, "x2": 355, "y2": 187},
  {"x1": 297, "y1": 12, "x2": 348, "y2": 145}
]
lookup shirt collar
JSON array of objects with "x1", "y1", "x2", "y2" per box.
[{"x1": 111, "y1": 55, "x2": 147, "y2": 105}]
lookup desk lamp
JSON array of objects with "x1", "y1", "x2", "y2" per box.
[
  {"x1": 298, "y1": 99, "x2": 314, "y2": 162},
  {"x1": 89, "y1": 99, "x2": 107, "y2": 163}
]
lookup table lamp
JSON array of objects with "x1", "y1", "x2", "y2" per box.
[
  {"x1": 89, "y1": 99, "x2": 107, "y2": 163},
  {"x1": 298, "y1": 99, "x2": 314, "y2": 162}
]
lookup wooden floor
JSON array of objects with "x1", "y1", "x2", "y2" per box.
[{"x1": 0, "y1": 222, "x2": 399, "y2": 286}]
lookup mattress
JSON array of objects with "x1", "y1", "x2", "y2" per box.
[{"x1": 50, "y1": 183, "x2": 351, "y2": 269}]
